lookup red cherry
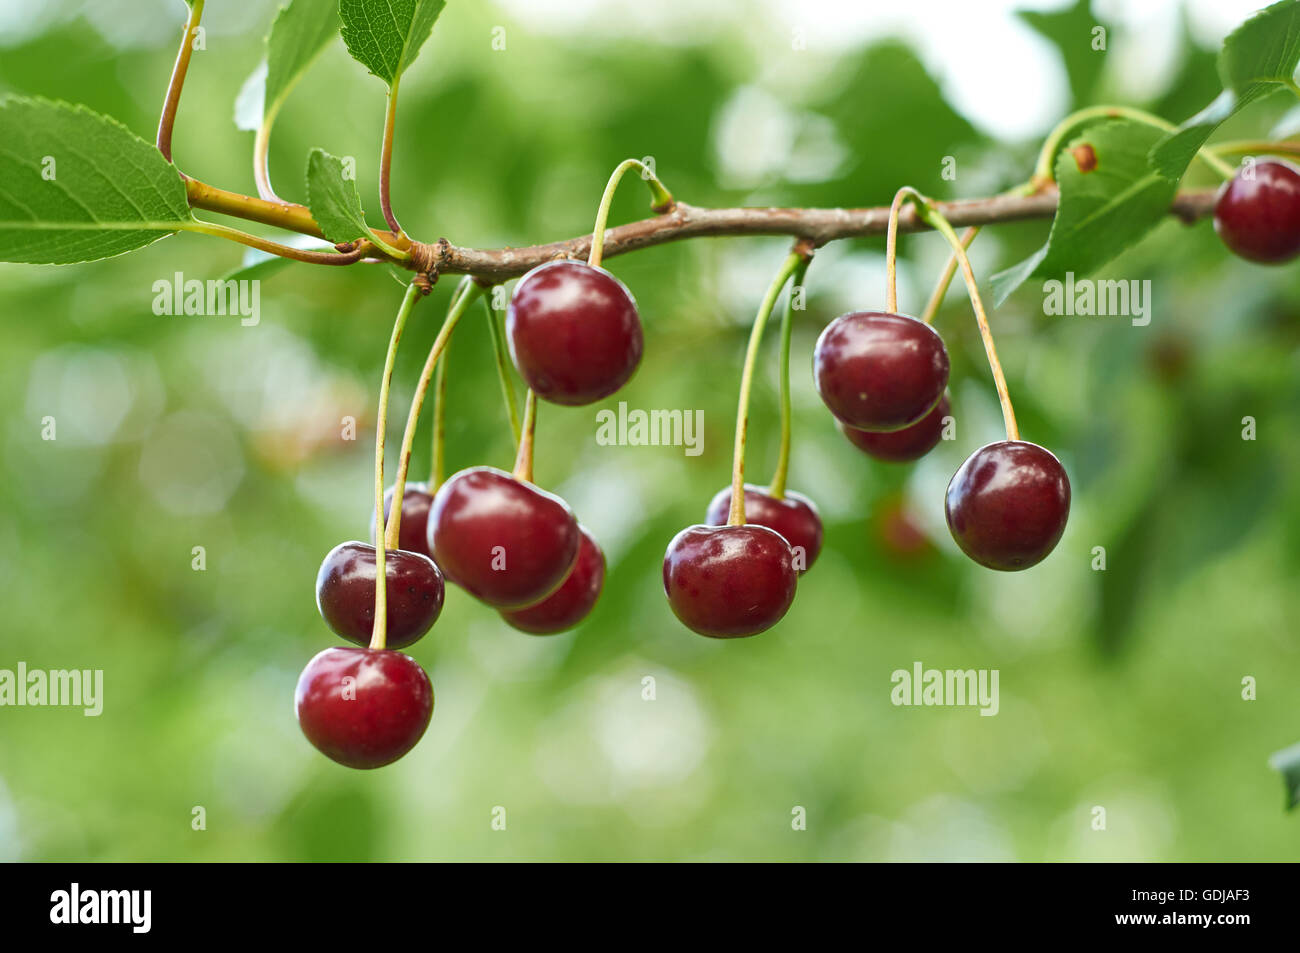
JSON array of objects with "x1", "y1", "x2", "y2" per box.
[
  {"x1": 704, "y1": 485, "x2": 823, "y2": 573},
  {"x1": 840, "y1": 393, "x2": 951, "y2": 462},
  {"x1": 662, "y1": 524, "x2": 797, "y2": 638},
  {"x1": 813, "y1": 311, "x2": 949, "y2": 431},
  {"x1": 1213, "y1": 158, "x2": 1300, "y2": 264},
  {"x1": 315, "y1": 542, "x2": 444, "y2": 649},
  {"x1": 427, "y1": 466, "x2": 580, "y2": 608},
  {"x1": 295, "y1": 647, "x2": 433, "y2": 769},
  {"x1": 507, "y1": 260, "x2": 643, "y2": 405},
  {"x1": 945, "y1": 441, "x2": 1070, "y2": 571},
  {"x1": 500, "y1": 525, "x2": 605, "y2": 634},
  {"x1": 369, "y1": 482, "x2": 434, "y2": 558}
]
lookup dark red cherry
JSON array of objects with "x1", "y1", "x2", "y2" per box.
[
  {"x1": 945, "y1": 441, "x2": 1070, "y2": 571},
  {"x1": 813, "y1": 311, "x2": 949, "y2": 431},
  {"x1": 315, "y1": 542, "x2": 445, "y2": 649},
  {"x1": 507, "y1": 260, "x2": 643, "y2": 406},
  {"x1": 841, "y1": 393, "x2": 951, "y2": 462},
  {"x1": 704, "y1": 485, "x2": 823, "y2": 573},
  {"x1": 295, "y1": 647, "x2": 433, "y2": 769},
  {"x1": 427, "y1": 466, "x2": 580, "y2": 608},
  {"x1": 1213, "y1": 158, "x2": 1300, "y2": 264},
  {"x1": 500, "y1": 525, "x2": 605, "y2": 634},
  {"x1": 662, "y1": 524, "x2": 797, "y2": 638},
  {"x1": 369, "y1": 481, "x2": 434, "y2": 558}
]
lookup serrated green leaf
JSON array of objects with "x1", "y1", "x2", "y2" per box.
[
  {"x1": 0, "y1": 97, "x2": 193, "y2": 265},
  {"x1": 305, "y1": 147, "x2": 373, "y2": 244},
  {"x1": 236, "y1": 0, "x2": 339, "y2": 132},
  {"x1": 1269, "y1": 742, "x2": 1300, "y2": 810},
  {"x1": 339, "y1": 0, "x2": 446, "y2": 86},
  {"x1": 992, "y1": 120, "x2": 1177, "y2": 304},
  {"x1": 1150, "y1": 0, "x2": 1300, "y2": 179}
]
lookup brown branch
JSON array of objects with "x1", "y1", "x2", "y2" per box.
[{"x1": 413, "y1": 188, "x2": 1219, "y2": 282}]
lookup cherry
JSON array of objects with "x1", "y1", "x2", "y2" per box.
[
  {"x1": 841, "y1": 393, "x2": 951, "y2": 462},
  {"x1": 1213, "y1": 158, "x2": 1300, "y2": 264},
  {"x1": 369, "y1": 482, "x2": 434, "y2": 558},
  {"x1": 813, "y1": 311, "x2": 949, "y2": 431},
  {"x1": 945, "y1": 441, "x2": 1070, "y2": 571},
  {"x1": 662, "y1": 524, "x2": 797, "y2": 638},
  {"x1": 427, "y1": 466, "x2": 581, "y2": 608},
  {"x1": 704, "y1": 485, "x2": 823, "y2": 573},
  {"x1": 315, "y1": 542, "x2": 444, "y2": 649},
  {"x1": 295, "y1": 647, "x2": 433, "y2": 769},
  {"x1": 507, "y1": 260, "x2": 643, "y2": 406},
  {"x1": 500, "y1": 525, "x2": 605, "y2": 634}
]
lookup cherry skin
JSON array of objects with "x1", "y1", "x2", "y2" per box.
[
  {"x1": 662, "y1": 524, "x2": 797, "y2": 638},
  {"x1": 945, "y1": 441, "x2": 1070, "y2": 571},
  {"x1": 499, "y1": 525, "x2": 605, "y2": 634},
  {"x1": 295, "y1": 647, "x2": 433, "y2": 769},
  {"x1": 507, "y1": 260, "x2": 643, "y2": 406},
  {"x1": 315, "y1": 542, "x2": 445, "y2": 649},
  {"x1": 704, "y1": 485, "x2": 823, "y2": 573},
  {"x1": 841, "y1": 393, "x2": 951, "y2": 463},
  {"x1": 427, "y1": 466, "x2": 581, "y2": 608},
  {"x1": 1213, "y1": 158, "x2": 1300, "y2": 264},
  {"x1": 369, "y1": 481, "x2": 434, "y2": 558},
  {"x1": 813, "y1": 311, "x2": 949, "y2": 431}
]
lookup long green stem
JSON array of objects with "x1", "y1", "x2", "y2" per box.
[
  {"x1": 430, "y1": 330, "x2": 449, "y2": 490},
  {"x1": 183, "y1": 220, "x2": 371, "y2": 265},
  {"x1": 483, "y1": 291, "x2": 522, "y2": 446},
  {"x1": 1033, "y1": 105, "x2": 1235, "y2": 183},
  {"x1": 386, "y1": 278, "x2": 483, "y2": 549},
  {"x1": 370, "y1": 281, "x2": 424, "y2": 650},
  {"x1": 512, "y1": 390, "x2": 538, "y2": 483},
  {"x1": 912, "y1": 197, "x2": 1019, "y2": 442},
  {"x1": 379, "y1": 74, "x2": 404, "y2": 237},
  {"x1": 885, "y1": 186, "x2": 927, "y2": 313},
  {"x1": 1208, "y1": 139, "x2": 1300, "y2": 161},
  {"x1": 768, "y1": 256, "x2": 811, "y2": 500},
  {"x1": 920, "y1": 225, "x2": 978, "y2": 325},
  {"x1": 728, "y1": 249, "x2": 804, "y2": 526},
  {"x1": 156, "y1": 0, "x2": 204, "y2": 161},
  {"x1": 588, "y1": 158, "x2": 674, "y2": 269}
]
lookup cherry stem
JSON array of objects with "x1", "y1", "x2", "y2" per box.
[
  {"x1": 483, "y1": 291, "x2": 522, "y2": 446},
  {"x1": 885, "y1": 186, "x2": 927, "y2": 314},
  {"x1": 386, "y1": 277, "x2": 483, "y2": 550},
  {"x1": 913, "y1": 196, "x2": 1020, "y2": 442},
  {"x1": 371, "y1": 281, "x2": 424, "y2": 650},
  {"x1": 430, "y1": 324, "x2": 450, "y2": 490},
  {"x1": 768, "y1": 255, "x2": 812, "y2": 500},
  {"x1": 156, "y1": 0, "x2": 204, "y2": 162},
  {"x1": 588, "y1": 158, "x2": 675, "y2": 269},
  {"x1": 727, "y1": 247, "x2": 805, "y2": 526},
  {"x1": 253, "y1": 121, "x2": 284, "y2": 204},
  {"x1": 512, "y1": 389, "x2": 538, "y2": 484},
  {"x1": 183, "y1": 220, "x2": 371, "y2": 265},
  {"x1": 920, "y1": 225, "x2": 978, "y2": 325},
  {"x1": 1032, "y1": 105, "x2": 1235, "y2": 184},
  {"x1": 379, "y1": 75, "x2": 404, "y2": 237}
]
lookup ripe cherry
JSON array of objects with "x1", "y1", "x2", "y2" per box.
[
  {"x1": 500, "y1": 525, "x2": 605, "y2": 634},
  {"x1": 704, "y1": 485, "x2": 823, "y2": 573},
  {"x1": 427, "y1": 466, "x2": 581, "y2": 608},
  {"x1": 507, "y1": 260, "x2": 643, "y2": 406},
  {"x1": 813, "y1": 311, "x2": 949, "y2": 431},
  {"x1": 369, "y1": 482, "x2": 434, "y2": 558},
  {"x1": 295, "y1": 647, "x2": 433, "y2": 769},
  {"x1": 945, "y1": 441, "x2": 1070, "y2": 571},
  {"x1": 841, "y1": 393, "x2": 951, "y2": 462},
  {"x1": 663, "y1": 524, "x2": 797, "y2": 638},
  {"x1": 1213, "y1": 158, "x2": 1300, "y2": 264},
  {"x1": 315, "y1": 542, "x2": 444, "y2": 649}
]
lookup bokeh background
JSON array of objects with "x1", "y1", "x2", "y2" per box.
[{"x1": 1, "y1": 0, "x2": 1297, "y2": 861}]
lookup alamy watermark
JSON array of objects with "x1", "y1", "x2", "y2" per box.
[
  {"x1": 152, "y1": 271, "x2": 260, "y2": 326},
  {"x1": 595, "y1": 401, "x2": 703, "y2": 456},
  {"x1": 0, "y1": 662, "x2": 103, "y2": 716},
  {"x1": 1043, "y1": 272, "x2": 1151, "y2": 327},
  {"x1": 890, "y1": 661, "x2": 999, "y2": 716}
]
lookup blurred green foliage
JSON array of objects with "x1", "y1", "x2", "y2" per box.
[{"x1": 0, "y1": 0, "x2": 1297, "y2": 861}]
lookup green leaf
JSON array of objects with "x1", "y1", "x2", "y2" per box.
[
  {"x1": 305, "y1": 147, "x2": 374, "y2": 244},
  {"x1": 339, "y1": 0, "x2": 446, "y2": 86},
  {"x1": 1150, "y1": 0, "x2": 1300, "y2": 179},
  {"x1": 1017, "y1": 0, "x2": 1108, "y2": 108},
  {"x1": 1269, "y1": 742, "x2": 1300, "y2": 810},
  {"x1": 0, "y1": 97, "x2": 193, "y2": 265},
  {"x1": 236, "y1": 0, "x2": 339, "y2": 132},
  {"x1": 992, "y1": 120, "x2": 1177, "y2": 303}
]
